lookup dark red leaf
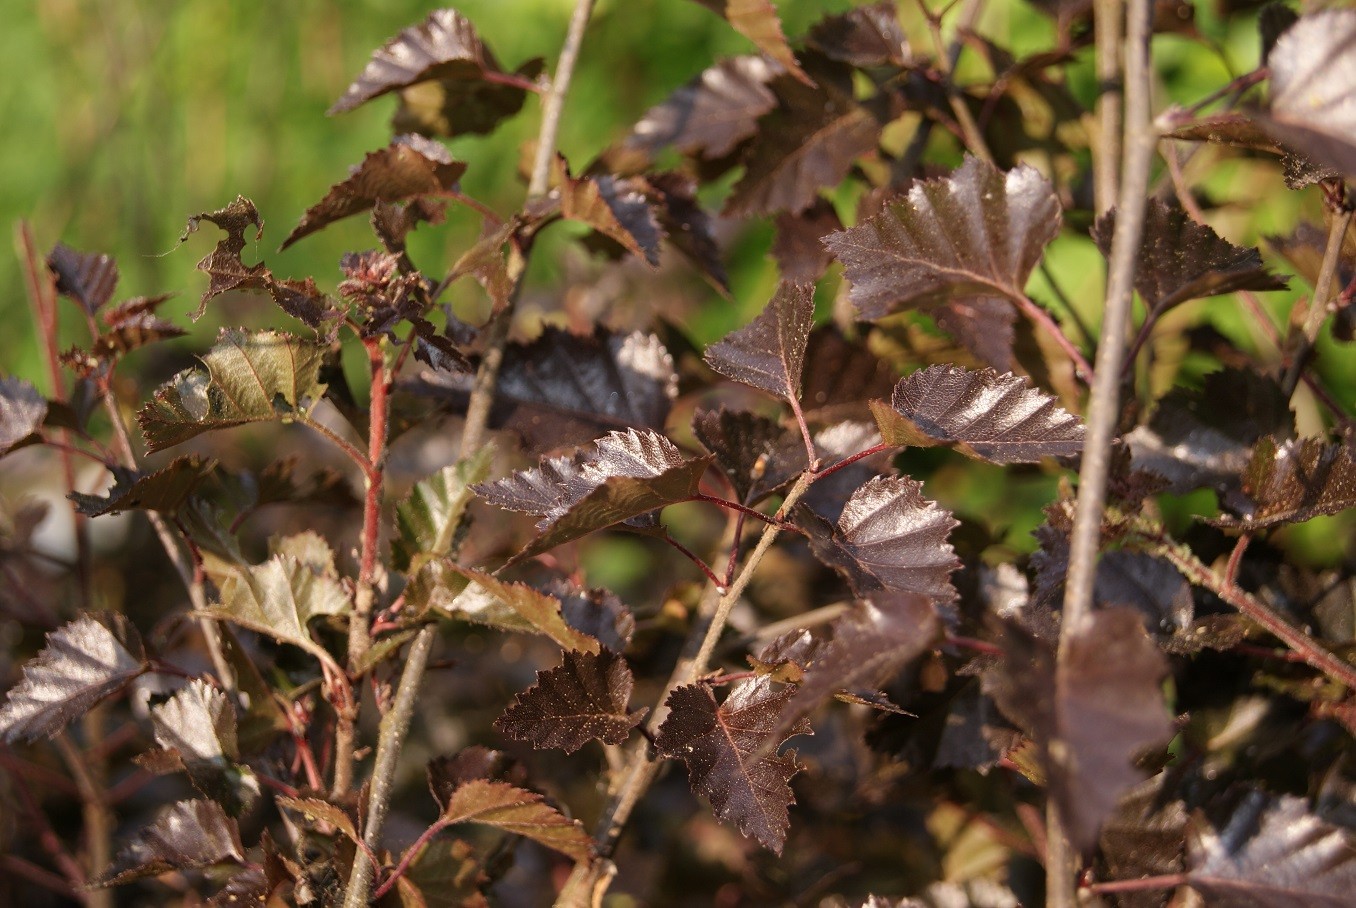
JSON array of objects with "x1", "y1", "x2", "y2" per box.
[
  {"x1": 0, "y1": 377, "x2": 47, "y2": 456},
  {"x1": 87, "y1": 294, "x2": 188, "y2": 362},
  {"x1": 870, "y1": 365, "x2": 1085, "y2": 463},
  {"x1": 545, "y1": 577, "x2": 635, "y2": 652},
  {"x1": 825, "y1": 156, "x2": 1060, "y2": 319},
  {"x1": 0, "y1": 613, "x2": 146, "y2": 743},
  {"x1": 934, "y1": 296, "x2": 1019, "y2": 373},
  {"x1": 763, "y1": 593, "x2": 939, "y2": 750},
  {"x1": 693, "y1": 408, "x2": 806, "y2": 505},
  {"x1": 725, "y1": 57, "x2": 880, "y2": 216},
  {"x1": 806, "y1": 2, "x2": 908, "y2": 68},
  {"x1": 799, "y1": 475, "x2": 960, "y2": 601},
  {"x1": 1219, "y1": 429, "x2": 1356, "y2": 530},
  {"x1": 771, "y1": 198, "x2": 842, "y2": 283},
  {"x1": 1094, "y1": 550, "x2": 1194, "y2": 639},
  {"x1": 800, "y1": 326, "x2": 899, "y2": 423},
  {"x1": 1098, "y1": 774, "x2": 1189, "y2": 908},
  {"x1": 1091, "y1": 200, "x2": 1288, "y2": 315},
  {"x1": 689, "y1": 0, "x2": 808, "y2": 85},
  {"x1": 655, "y1": 676, "x2": 809, "y2": 852},
  {"x1": 1259, "y1": 10, "x2": 1356, "y2": 180},
  {"x1": 70, "y1": 455, "x2": 216, "y2": 518},
  {"x1": 329, "y1": 9, "x2": 536, "y2": 138},
  {"x1": 644, "y1": 172, "x2": 729, "y2": 290},
  {"x1": 624, "y1": 56, "x2": 779, "y2": 161},
  {"x1": 1188, "y1": 790, "x2": 1356, "y2": 907},
  {"x1": 180, "y1": 196, "x2": 268, "y2": 319},
  {"x1": 47, "y1": 243, "x2": 118, "y2": 314},
  {"x1": 474, "y1": 429, "x2": 713, "y2": 562},
  {"x1": 704, "y1": 280, "x2": 815, "y2": 404},
  {"x1": 94, "y1": 800, "x2": 245, "y2": 886},
  {"x1": 496, "y1": 650, "x2": 645, "y2": 753},
  {"x1": 555, "y1": 158, "x2": 662, "y2": 265},
  {"x1": 282, "y1": 135, "x2": 467, "y2": 250},
  {"x1": 987, "y1": 608, "x2": 1171, "y2": 852}
]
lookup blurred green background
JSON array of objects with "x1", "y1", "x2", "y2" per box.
[{"x1": 2, "y1": 0, "x2": 1350, "y2": 563}]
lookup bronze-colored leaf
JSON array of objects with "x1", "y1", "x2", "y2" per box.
[
  {"x1": 624, "y1": 56, "x2": 779, "y2": 161},
  {"x1": 47, "y1": 242, "x2": 118, "y2": 314},
  {"x1": 70, "y1": 455, "x2": 216, "y2": 517},
  {"x1": 0, "y1": 377, "x2": 47, "y2": 456},
  {"x1": 93, "y1": 800, "x2": 245, "y2": 887},
  {"x1": 704, "y1": 280, "x2": 814, "y2": 404},
  {"x1": 693, "y1": 408, "x2": 806, "y2": 505},
  {"x1": 282, "y1": 134, "x2": 467, "y2": 250},
  {"x1": 1220, "y1": 429, "x2": 1356, "y2": 530},
  {"x1": 496, "y1": 650, "x2": 644, "y2": 753},
  {"x1": 806, "y1": 2, "x2": 908, "y2": 68},
  {"x1": 432, "y1": 777, "x2": 592, "y2": 863},
  {"x1": 690, "y1": 0, "x2": 809, "y2": 85}
]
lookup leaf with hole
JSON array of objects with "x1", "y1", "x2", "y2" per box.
[
  {"x1": 0, "y1": 613, "x2": 147, "y2": 743},
  {"x1": 496, "y1": 649, "x2": 644, "y2": 753},
  {"x1": 137, "y1": 329, "x2": 328, "y2": 453},
  {"x1": 825, "y1": 156, "x2": 1061, "y2": 319},
  {"x1": 870, "y1": 365, "x2": 1085, "y2": 463}
]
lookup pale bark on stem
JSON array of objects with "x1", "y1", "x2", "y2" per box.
[
  {"x1": 558, "y1": 474, "x2": 815, "y2": 906},
  {"x1": 1052, "y1": 1, "x2": 1156, "y2": 904},
  {"x1": 1281, "y1": 207, "x2": 1353, "y2": 398},
  {"x1": 1094, "y1": 0, "x2": 1124, "y2": 215},
  {"x1": 55, "y1": 730, "x2": 112, "y2": 908},
  {"x1": 341, "y1": 4, "x2": 597, "y2": 904}
]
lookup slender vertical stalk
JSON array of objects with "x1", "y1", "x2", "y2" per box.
[
  {"x1": 1053, "y1": 0, "x2": 1155, "y2": 904},
  {"x1": 340, "y1": 3, "x2": 597, "y2": 904},
  {"x1": 1093, "y1": 0, "x2": 1124, "y2": 215},
  {"x1": 55, "y1": 731, "x2": 112, "y2": 908},
  {"x1": 1281, "y1": 207, "x2": 1353, "y2": 398}
]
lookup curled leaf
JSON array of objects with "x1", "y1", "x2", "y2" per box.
[
  {"x1": 0, "y1": 614, "x2": 146, "y2": 743},
  {"x1": 137, "y1": 329, "x2": 328, "y2": 453},
  {"x1": 1220, "y1": 429, "x2": 1356, "y2": 530},
  {"x1": 870, "y1": 365, "x2": 1085, "y2": 463},
  {"x1": 282, "y1": 134, "x2": 467, "y2": 250},
  {"x1": 94, "y1": 800, "x2": 244, "y2": 887},
  {"x1": 496, "y1": 650, "x2": 644, "y2": 753}
]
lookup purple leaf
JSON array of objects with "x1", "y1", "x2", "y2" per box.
[
  {"x1": 1260, "y1": 10, "x2": 1356, "y2": 180},
  {"x1": 772, "y1": 198, "x2": 842, "y2": 283},
  {"x1": 282, "y1": 135, "x2": 467, "y2": 250},
  {"x1": 474, "y1": 429, "x2": 713, "y2": 562},
  {"x1": 546, "y1": 577, "x2": 635, "y2": 652},
  {"x1": 655, "y1": 675, "x2": 809, "y2": 853},
  {"x1": 94, "y1": 800, "x2": 245, "y2": 887},
  {"x1": 987, "y1": 608, "x2": 1171, "y2": 852},
  {"x1": 1189, "y1": 790, "x2": 1356, "y2": 907},
  {"x1": 693, "y1": 408, "x2": 806, "y2": 505},
  {"x1": 1091, "y1": 200, "x2": 1288, "y2": 314},
  {"x1": 496, "y1": 650, "x2": 645, "y2": 753},
  {"x1": 825, "y1": 156, "x2": 1061, "y2": 320},
  {"x1": 799, "y1": 475, "x2": 960, "y2": 601},
  {"x1": 0, "y1": 377, "x2": 47, "y2": 456},
  {"x1": 47, "y1": 242, "x2": 119, "y2": 314},
  {"x1": 704, "y1": 280, "x2": 815, "y2": 404},
  {"x1": 624, "y1": 56, "x2": 779, "y2": 161},
  {"x1": 0, "y1": 614, "x2": 146, "y2": 743},
  {"x1": 1220, "y1": 429, "x2": 1356, "y2": 530},
  {"x1": 556, "y1": 160, "x2": 663, "y2": 266},
  {"x1": 870, "y1": 365, "x2": 1085, "y2": 463},
  {"x1": 806, "y1": 2, "x2": 909, "y2": 68},
  {"x1": 725, "y1": 57, "x2": 880, "y2": 216},
  {"x1": 70, "y1": 455, "x2": 216, "y2": 518}
]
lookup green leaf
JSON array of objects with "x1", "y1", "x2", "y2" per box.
[
  {"x1": 393, "y1": 448, "x2": 493, "y2": 572},
  {"x1": 138, "y1": 328, "x2": 328, "y2": 452},
  {"x1": 408, "y1": 563, "x2": 600, "y2": 653},
  {"x1": 201, "y1": 553, "x2": 349, "y2": 663}
]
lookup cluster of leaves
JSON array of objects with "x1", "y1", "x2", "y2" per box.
[{"x1": 2, "y1": 2, "x2": 1356, "y2": 907}]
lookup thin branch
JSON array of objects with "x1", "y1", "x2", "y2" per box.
[
  {"x1": 372, "y1": 817, "x2": 452, "y2": 900},
  {"x1": 813, "y1": 443, "x2": 893, "y2": 480},
  {"x1": 529, "y1": 0, "x2": 595, "y2": 199},
  {"x1": 1038, "y1": 260, "x2": 1096, "y2": 349},
  {"x1": 662, "y1": 532, "x2": 725, "y2": 588},
  {"x1": 1093, "y1": 0, "x2": 1123, "y2": 215},
  {"x1": 1053, "y1": 1, "x2": 1157, "y2": 905},
  {"x1": 914, "y1": 0, "x2": 993, "y2": 162},
  {"x1": 1014, "y1": 291, "x2": 1095, "y2": 383},
  {"x1": 300, "y1": 416, "x2": 374, "y2": 480},
  {"x1": 1281, "y1": 206, "x2": 1353, "y2": 398},
  {"x1": 1085, "y1": 873, "x2": 1189, "y2": 895},
  {"x1": 340, "y1": 4, "x2": 598, "y2": 905},
  {"x1": 894, "y1": 0, "x2": 985, "y2": 181}
]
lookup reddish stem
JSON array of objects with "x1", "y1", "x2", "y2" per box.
[
  {"x1": 1014, "y1": 291, "x2": 1095, "y2": 383},
  {"x1": 1223, "y1": 533, "x2": 1251, "y2": 587},
  {"x1": 663, "y1": 532, "x2": 725, "y2": 589},
  {"x1": 372, "y1": 818, "x2": 453, "y2": 900},
  {"x1": 946, "y1": 634, "x2": 1003, "y2": 656},
  {"x1": 1085, "y1": 873, "x2": 1190, "y2": 895},
  {"x1": 814, "y1": 442, "x2": 893, "y2": 480}
]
